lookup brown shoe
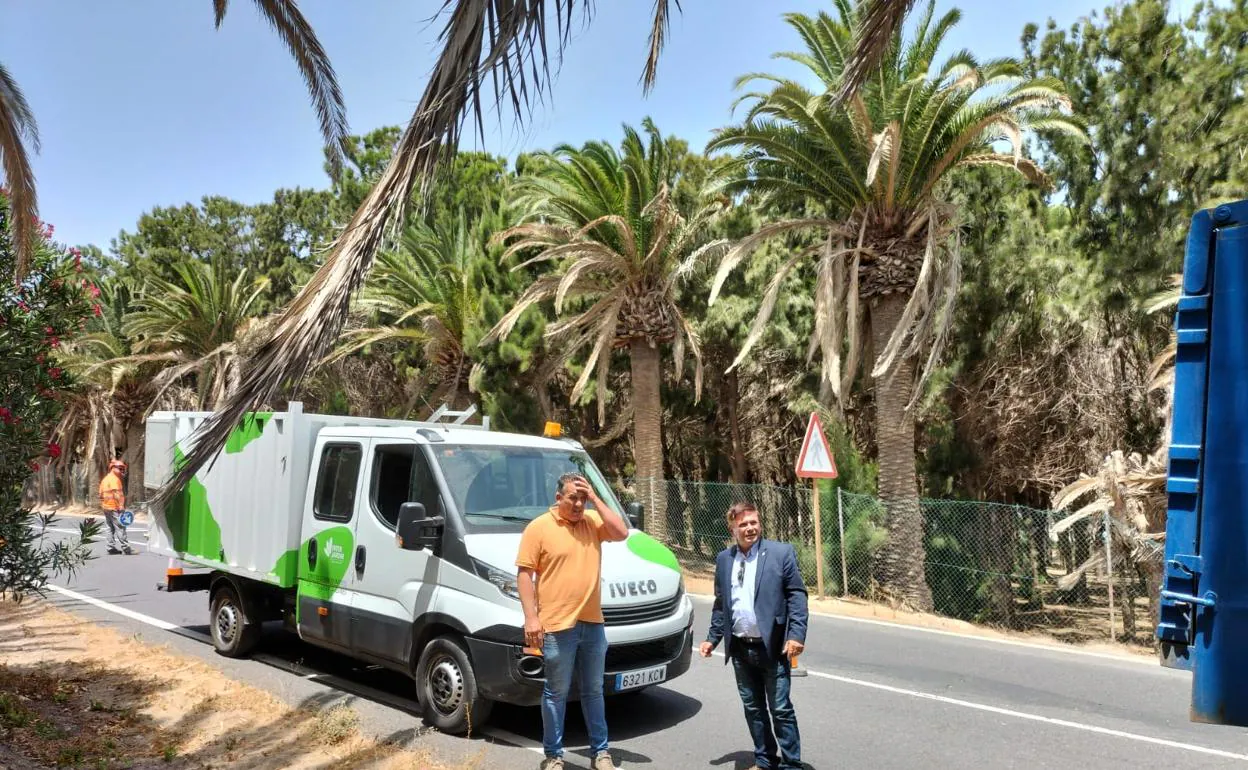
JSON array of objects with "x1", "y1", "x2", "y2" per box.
[
  {"x1": 539, "y1": 757, "x2": 564, "y2": 770},
  {"x1": 592, "y1": 753, "x2": 617, "y2": 770}
]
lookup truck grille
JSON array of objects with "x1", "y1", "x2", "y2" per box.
[
  {"x1": 604, "y1": 630, "x2": 686, "y2": 671},
  {"x1": 602, "y1": 593, "x2": 682, "y2": 626}
]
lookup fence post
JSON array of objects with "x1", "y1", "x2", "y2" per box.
[
  {"x1": 812, "y1": 480, "x2": 825, "y2": 598},
  {"x1": 838, "y1": 487, "x2": 848, "y2": 598},
  {"x1": 1104, "y1": 509, "x2": 1115, "y2": 641}
]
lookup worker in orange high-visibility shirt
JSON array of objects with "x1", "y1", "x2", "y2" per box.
[{"x1": 99, "y1": 459, "x2": 132, "y2": 555}]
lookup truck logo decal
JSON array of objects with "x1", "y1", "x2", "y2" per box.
[
  {"x1": 323, "y1": 538, "x2": 345, "y2": 562},
  {"x1": 609, "y1": 579, "x2": 658, "y2": 599}
]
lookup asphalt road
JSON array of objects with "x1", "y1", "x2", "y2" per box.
[{"x1": 29, "y1": 521, "x2": 1248, "y2": 769}]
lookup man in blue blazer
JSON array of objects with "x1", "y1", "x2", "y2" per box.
[{"x1": 700, "y1": 501, "x2": 808, "y2": 770}]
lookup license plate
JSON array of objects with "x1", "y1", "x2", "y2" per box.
[{"x1": 615, "y1": 664, "x2": 666, "y2": 691}]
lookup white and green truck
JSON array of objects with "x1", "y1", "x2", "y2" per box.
[{"x1": 143, "y1": 402, "x2": 693, "y2": 733}]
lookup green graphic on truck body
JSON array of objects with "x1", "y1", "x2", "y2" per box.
[
  {"x1": 225, "y1": 412, "x2": 272, "y2": 455},
  {"x1": 296, "y1": 525, "x2": 354, "y2": 623},
  {"x1": 626, "y1": 531, "x2": 681, "y2": 572},
  {"x1": 167, "y1": 446, "x2": 226, "y2": 565},
  {"x1": 271, "y1": 547, "x2": 299, "y2": 587}
]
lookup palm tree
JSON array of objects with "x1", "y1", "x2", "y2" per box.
[
  {"x1": 54, "y1": 282, "x2": 170, "y2": 502},
  {"x1": 1, "y1": 0, "x2": 347, "y2": 280},
  {"x1": 123, "y1": 258, "x2": 270, "y2": 410},
  {"x1": 328, "y1": 214, "x2": 485, "y2": 414},
  {"x1": 707, "y1": 0, "x2": 1084, "y2": 609},
  {"x1": 482, "y1": 119, "x2": 726, "y2": 540},
  {"x1": 162, "y1": 1, "x2": 680, "y2": 504}
]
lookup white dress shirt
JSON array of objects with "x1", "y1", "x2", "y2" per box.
[{"x1": 730, "y1": 544, "x2": 762, "y2": 639}]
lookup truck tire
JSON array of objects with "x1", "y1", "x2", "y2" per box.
[
  {"x1": 415, "y1": 635, "x2": 493, "y2": 734},
  {"x1": 210, "y1": 583, "x2": 261, "y2": 658}
]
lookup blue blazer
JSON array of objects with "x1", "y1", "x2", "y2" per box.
[{"x1": 704, "y1": 538, "x2": 809, "y2": 664}]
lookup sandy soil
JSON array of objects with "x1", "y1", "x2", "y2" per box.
[{"x1": 0, "y1": 598, "x2": 484, "y2": 770}]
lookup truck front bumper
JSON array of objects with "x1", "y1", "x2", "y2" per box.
[{"x1": 467, "y1": 622, "x2": 695, "y2": 708}]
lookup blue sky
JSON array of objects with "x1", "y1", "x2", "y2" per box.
[{"x1": 3, "y1": 0, "x2": 1201, "y2": 250}]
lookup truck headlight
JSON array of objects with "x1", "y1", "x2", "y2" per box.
[{"x1": 472, "y1": 558, "x2": 521, "y2": 601}]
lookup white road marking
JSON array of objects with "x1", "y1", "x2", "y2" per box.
[
  {"x1": 709, "y1": 649, "x2": 1245, "y2": 762},
  {"x1": 50, "y1": 585, "x2": 1234, "y2": 762},
  {"x1": 45, "y1": 584, "x2": 210, "y2": 643},
  {"x1": 689, "y1": 593, "x2": 1160, "y2": 667},
  {"x1": 482, "y1": 726, "x2": 545, "y2": 754},
  {"x1": 45, "y1": 584, "x2": 546, "y2": 758}
]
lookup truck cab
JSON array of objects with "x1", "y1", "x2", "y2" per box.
[{"x1": 147, "y1": 404, "x2": 693, "y2": 734}]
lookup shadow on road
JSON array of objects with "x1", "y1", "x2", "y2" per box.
[{"x1": 710, "y1": 750, "x2": 818, "y2": 770}]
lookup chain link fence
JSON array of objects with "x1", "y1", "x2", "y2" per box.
[{"x1": 614, "y1": 478, "x2": 1155, "y2": 647}]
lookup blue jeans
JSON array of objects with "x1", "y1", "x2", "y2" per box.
[
  {"x1": 731, "y1": 641, "x2": 801, "y2": 770},
  {"x1": 541, "y1": 620, "x2": 609, "y2": 759}
]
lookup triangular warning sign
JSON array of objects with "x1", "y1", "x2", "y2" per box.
[{"x1": 795, "y1": 413, "x2": 839, "y2": 479}]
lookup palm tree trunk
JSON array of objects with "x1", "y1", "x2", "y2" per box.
[
  {"x1": 123, "y1": 420, "x2": 145, "y2": 506},
  {"x1": 630, "y1": 339, "x2": 667, "y2": 541},
  {"x1": 725, "y1": 368, "x2": 748, "y2": 484},
  {"x1": 870, "y1": 292, "x2": 934, "y2": 611}
]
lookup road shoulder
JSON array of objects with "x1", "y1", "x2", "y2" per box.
[{"x1": 0, "y1": 596, "x2": 475, "y2": 769}]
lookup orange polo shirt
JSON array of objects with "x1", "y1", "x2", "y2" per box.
[
  {"x1": 99, "y1": 472, "x2": 124, "y2": 511},
  {"x1": 515, "y1": 506, "x2": 608, "y2": 632}
]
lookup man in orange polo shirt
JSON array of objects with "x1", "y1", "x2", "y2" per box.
[{"x1": 516, "y1": 472, "x2": 630, "y2": 770}]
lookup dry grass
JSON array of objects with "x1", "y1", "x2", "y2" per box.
[{"x1": 0, "y1": 599, "x2": 487, "y2": 770}]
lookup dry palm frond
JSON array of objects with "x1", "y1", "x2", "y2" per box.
[
  {"x1": 642, "y1": 0, "x2": 679, "y2": 94},
  {"x1": 1051, "y1": 449, "x2": 1169, "y2": 589},
  {"x1": 234, "y1": 0, "x2": 351, "y2": 173},
  {"x1": 836, "y1": 0, "x2": 917, "y2": 104},
  {"x1": 157, "y1": 0, "x2": 680, "y2": 507},
  {"x1": 0, "y1": 61, "x2": 40, "y2": 280}
]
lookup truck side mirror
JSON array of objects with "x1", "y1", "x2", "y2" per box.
[
  {"x1": 397, "y1": 502, "x2": 444, "y2": 553},
  {"x1": 626, "y1": 501, "x2": 644, "y2": 530}
]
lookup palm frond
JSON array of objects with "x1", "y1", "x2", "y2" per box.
[
  {"x1": 836, "y1": 0, "x2": 917, "y2": 103},
  {"x1": 159, "y1": 1, "x2": 611, "y2": 505},
  {"x1": 245, "y1": 0, "x2": 350, "y2": 173},
  {"x1": 642, "y1": 0, "x2": 680, "y2": 94},
  {"x1": 0, "y1": 61, "x2": 40, "y2": 279}
]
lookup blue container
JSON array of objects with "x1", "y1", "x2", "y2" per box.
[{"x1": 1157, "y1": 201, "x2": 1248, "y2": 725}]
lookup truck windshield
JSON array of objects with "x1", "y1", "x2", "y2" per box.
[{"x1": 429, "y1": 445, "x2": 625, "y2": 533}]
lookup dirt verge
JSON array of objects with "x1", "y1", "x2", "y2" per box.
[{"x1": 0, "y1": 598, "x2": 484, "y2": 769}]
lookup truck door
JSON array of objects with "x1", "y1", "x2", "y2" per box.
[
  {"x1": 297, "y1": 439, "x2": 365, "y2": 650},
  {"x1": 350, "y1": 440, "x2": 441, "y2": 665}
]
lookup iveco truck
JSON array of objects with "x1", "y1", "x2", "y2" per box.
[{"x1": 144, "y1": 402, "x2": 693, "y2": 733}]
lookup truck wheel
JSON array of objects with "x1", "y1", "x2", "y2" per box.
[
  {"x1": 415, "y1": 635, "x2": 493, "y2": 734},
  {"x1": 210, "y1": 583, "x2": 261, "y2": 658}
]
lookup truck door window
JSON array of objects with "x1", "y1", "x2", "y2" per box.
[
  {"x1": 370, "y1": 444, "x2": 443, "y2": 529},
  {"x1": 313, "y1": 443, "x2": 363, "y2": 523}
]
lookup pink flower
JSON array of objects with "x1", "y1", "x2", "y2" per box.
[
  {"x1": 48, "y1": 337, "x2": 60, "y2": 349},
  {"x1": 88, "y1": 284, "x2": 100, "y2": 298},
  {"x1": 48, "y1": 367, "x2": 62, "y2": 380},
  {"x1": 68, "y1": 247, "x2": 81, "y2": 258},
  {"x1": 0, "y1": 407, "x2": 12, "y2": 424},
  {"x1": 35, "y1": 353, "x2": 45, "y2": 364},
  {"x1": 29, "y1": 461, "x2": 40, "y2": 472},
  {"x1": 93, "y1": 304, "x2": 102, "y2": 317},
  {"x1": 16, "y1": 301, "x2": 29, "y2": 312},
  {"x1": 46, "y1": 442, "x2": 61, "y2": 459}
]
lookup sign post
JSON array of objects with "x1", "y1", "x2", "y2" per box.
[{"x1": 795, "y1": 413, "x2": 839, "y2": 598}]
